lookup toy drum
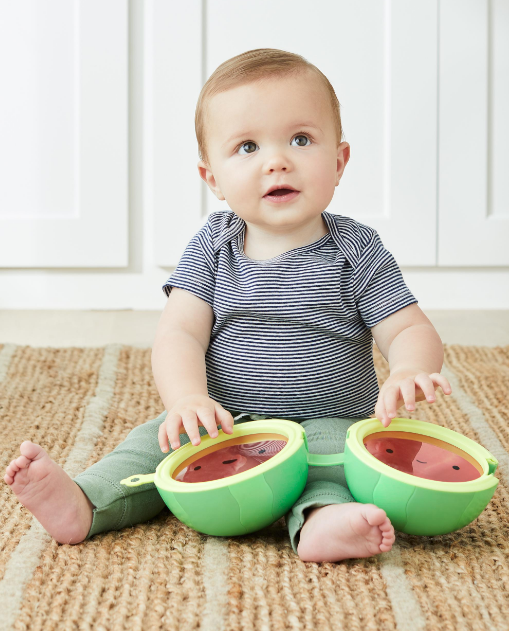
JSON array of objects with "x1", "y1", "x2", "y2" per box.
[{"x1": 120, "y1": 418, "x2": 499, "y2": 537}]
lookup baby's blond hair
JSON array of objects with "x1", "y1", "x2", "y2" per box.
[{"x1": 195, "y1": 48, "x2": 344, "y2": 166}]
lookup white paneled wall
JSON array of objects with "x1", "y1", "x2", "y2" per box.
[
  {"x1": 0, "y1": 0, "x2": 128, "y2": 267},
  {"x1": 0, "y1": 0, "x2": 508, "y2": 310},
  {"x1": 438, "y1": 0, "x2": 509, "y2": 265}
]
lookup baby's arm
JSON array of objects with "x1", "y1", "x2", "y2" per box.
[
  {"x1": 152, "y1": 288, "x2": 234, "y2": 450},
  {"x1": 370, "y1": 303, "x2": 452, "y2": 427}
]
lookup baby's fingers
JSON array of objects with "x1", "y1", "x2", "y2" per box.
[
  {"x1": 159, "y1": 414, "x2": 180, "y2": 452},
  {"x1": 382, "y1": 385, "x2": 402, "y2": 421},
  {"x1": 429, "y1": 372, "x2": 452, "y2": 395},
  {"x1": 181, "y1": 410, "x2": 201, "y2": 446},
  {"x1": 215, "y1": 404, "x2": 234, "y2": 434},
  {"x1": 399, "y1": 378, "x2": 417, "y2": 412},
  {"x1": 415, "y1": 372, "x2": 452, "y2": 403},
  {"x1": 196, "y1": 407, "x2": 219, "y2": 441},
  {"x1": 375, "y1": 397, "x2": 391, "y2": 427},
  {"x1": 414, "y1": 373, "x2": 437, "y2": 402}
]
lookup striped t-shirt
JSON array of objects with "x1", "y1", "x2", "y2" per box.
[{"x1": 163, "y1": 210, "x2": 417, "y2": 420}]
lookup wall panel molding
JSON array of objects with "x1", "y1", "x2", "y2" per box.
[{"x1": 0, "y1": 0, "x2": 128, "y2": 267}]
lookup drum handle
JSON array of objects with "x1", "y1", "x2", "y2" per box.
[
  {"x1": 119, "y1": 473, "x2": 156, "y2": 487},
  {"x1": 307, "y1": 453, "x2": 345, "y2": 467}
]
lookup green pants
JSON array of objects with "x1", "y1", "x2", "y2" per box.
[{"x1": 73, "y1": 410, "x2": 363, "y2": 554}]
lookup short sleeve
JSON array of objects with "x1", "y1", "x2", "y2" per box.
[
  {"x1": 162, "y1": 221, "x2": 216, "y2": 307},
  {"x1": 353, "y1": 229, "x2": 417, "y2": 328}
]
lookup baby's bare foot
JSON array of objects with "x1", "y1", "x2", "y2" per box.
[
  {"x1": 4, "y1": 441, "x2": 94, "y2": 544},
  {"x1": 297, "y1": 503, "x2": 395, "y2": 563}
]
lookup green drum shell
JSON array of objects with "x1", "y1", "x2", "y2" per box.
[
  {"x1": 121, "y1": 417, "x2": 499, "y2": 538},
  {"x1": 155, "y1": 420, "x2": 309, "y2": 537},
  {"x1": 344, "y1": 419, "x2": 499, "y2": 536}
]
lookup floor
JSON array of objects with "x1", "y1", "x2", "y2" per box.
[{"x1": 0, "y1": 310, "x2": 508, "y2": 347}]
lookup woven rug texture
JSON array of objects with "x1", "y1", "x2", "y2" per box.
[{"x1": 0, "y1": 342, "x2": 508, "y2": 631}]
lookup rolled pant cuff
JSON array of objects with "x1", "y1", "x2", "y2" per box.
[
  {"x1": 285, "y1": 480, "x2": 355, "y2": 555},
  {"x1": 74, "y1": 472, "x2": 130, "y2": 539}
]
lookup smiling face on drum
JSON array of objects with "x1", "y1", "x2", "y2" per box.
[
  {"x1": 364, "y1": 432, "x2": 483, "y2": 482},
  {"x1": 174, "y1": 437, "x2": 287, "y2": 483}
]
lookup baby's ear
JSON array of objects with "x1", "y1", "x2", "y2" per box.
[
  {"x1": 212, "y1": 187, "x2": 226, "y2": 201},
  {"x1": 197, "y1": 160, "x2": 211, "y2": 183},
  {"x1": 197, "y1": 162, "x2": 225, "y2": 200}
]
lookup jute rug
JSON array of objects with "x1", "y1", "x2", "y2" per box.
[{"x1": 0, "y1": 342, "x2": 508, "y2": 631}]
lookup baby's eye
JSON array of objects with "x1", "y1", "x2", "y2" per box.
[
  {"x1": 237, "y1": 141, "x2": 257, "y2": 156},
  {"x1": 236, "y1": 134, "x2": 312, "y2": 155},
  {"x1": 291, "y1": 134, "x2": 312, "y2": 147}
]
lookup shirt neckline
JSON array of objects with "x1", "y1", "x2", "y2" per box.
[{"x1": 237, "y1": 217, "x2": 332, "y2": 263}]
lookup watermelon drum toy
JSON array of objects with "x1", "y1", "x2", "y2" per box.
[{"x1": 120, "y1": 418, "x2": 499, "y2": 537}]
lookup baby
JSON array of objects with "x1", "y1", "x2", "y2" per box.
[{"x1": 4, "y1": 48, "x2": 452, "y2": 563}]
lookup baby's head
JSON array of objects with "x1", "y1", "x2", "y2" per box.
[{"x1": 195, "y1": 48, "x2": 350, "y2": 231}]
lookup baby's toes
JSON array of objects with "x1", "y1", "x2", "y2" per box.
[
  {"x1": 381, "y1": 535, "x2": 395, "y2": 550},
  {"x1": 380, "y1": 524, "x2": 395, "y2": 551},
  {"x1": 363, "y1": 504, "x2": 389, "y2": 528},
  {"x1": 4, "y1": 467, "x2": 15, "y2": 485},
  {"x1": 19, "y1": 441, "x2": 44, "y2": 460},
  {"x1": 4, "y1": 459, "x2": 22, "y2": 484},
  {"x1": 14, "y1": 455, "x2": 32, "y2": 470},
  {"x1": 4, "y1": 444, "x2": 44, "y2": 486},
  {"x1": 379, "y1": 517, "x2": 394, "y2": 535}
]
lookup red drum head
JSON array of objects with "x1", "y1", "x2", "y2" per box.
[
  {"x1": 364, "y1": 431, "x2": 483, "y2": 482},
  {"x1": 173, "y1": 433, "x2": 288, "y2": 483}
]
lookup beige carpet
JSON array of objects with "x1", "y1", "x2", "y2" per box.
[{"x1": 0, "y1": 343, "x2": 508, "y2": 630}]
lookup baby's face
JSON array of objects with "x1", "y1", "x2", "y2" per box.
[{"x1": 198, "y1": 70, "x2": 349, "y2": 231}]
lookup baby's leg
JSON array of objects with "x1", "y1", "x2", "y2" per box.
[
  {"x1": 4, "y1": 410, "x2": 208, "y2": 544},
  {"x1": 286, "y1": 416, "x2": 395, "y2": 562}
]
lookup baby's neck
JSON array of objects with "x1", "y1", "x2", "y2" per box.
[{"x1": 242, "y1": 215, "x2": 329, "y2": 261}]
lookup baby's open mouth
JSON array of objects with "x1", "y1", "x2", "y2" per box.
[{"x1": 266, "y1": 188, "x2": 295, "y2": 197}]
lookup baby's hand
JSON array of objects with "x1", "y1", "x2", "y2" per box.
[
  {"x1": 375, "y1": 369, "x2": 452, "y2": 428},
  {"x1": 158, "y1": 394, "x2": 234, "y2": 452}
]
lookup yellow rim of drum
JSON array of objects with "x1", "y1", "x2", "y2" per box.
[
  {"x1": 349, "y1": 418, "x2": 498, "y2": 492},
  {"x1": 155, "y1": 419, "x2": 305, "y2": 494}
]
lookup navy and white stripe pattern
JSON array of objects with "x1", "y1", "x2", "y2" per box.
[{"x1": 163, "y1": 210, "x2": 417, "y2": 419}]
